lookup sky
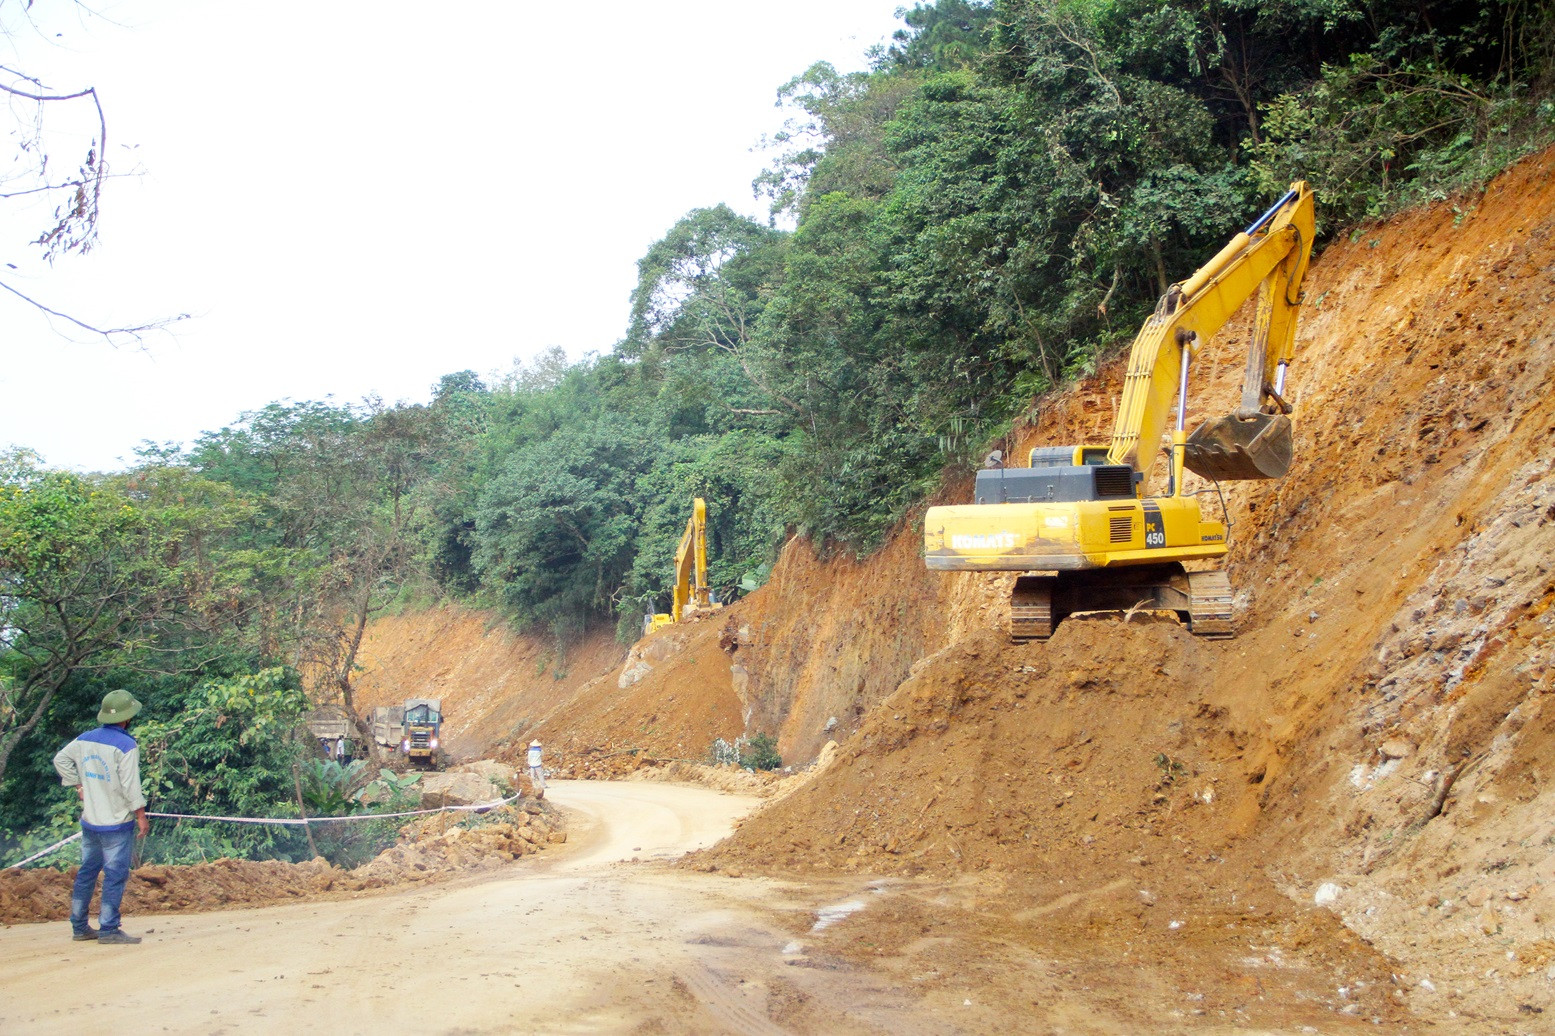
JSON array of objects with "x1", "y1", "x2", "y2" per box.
[{"x1": 0, "y1": 0, "x2": 906, "y2": 472}]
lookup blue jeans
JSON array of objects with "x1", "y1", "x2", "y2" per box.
[{"x1": 71, "y1": 827, "x2": 135, "y2": 935}]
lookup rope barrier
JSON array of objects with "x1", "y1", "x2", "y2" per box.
[
  {"x1": 148, "y1": 791, "x2": 522, "y2": 825},
  {"x1": 3, "y1": 832, "x2": 83, "y2": 870},
  {"x1": 4, "y1": 792, "x2": 526, "y2": 870}
]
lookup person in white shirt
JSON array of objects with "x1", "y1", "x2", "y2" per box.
[
  {"x1": 53, "y1": 689, "x2": 149, "y2": 945},
  {"x1": 526, "y1": 739, "x2": 546, "y2": 799}
]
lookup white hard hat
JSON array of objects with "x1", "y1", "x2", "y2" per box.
[{"x1": 530, "y1": 740, "x2": 541, "y2": 747}]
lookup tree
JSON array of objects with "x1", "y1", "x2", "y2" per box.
[
  {"x1": 188, "y1": 400, "x2": 442, "y2": 763},
  {"x1": 473, "y1": 411, "x2": 653, "y2": 644},
  {"x1": 0, "y1": 453, "x2": 251, "y2": 784},
  {"x1": 755, "y1": 61, "x2": 917, "y2": 220},
  {"x1": 883, "y1": 0, "x2": 995, "y2": 72}
]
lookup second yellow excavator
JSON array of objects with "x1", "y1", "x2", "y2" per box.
[
  {"x1": 645, "y1": 497, "x2": 722, "y2": 635},
  {"x1": 923, "y1": 182, "x2": 1316, "y2": 640}
]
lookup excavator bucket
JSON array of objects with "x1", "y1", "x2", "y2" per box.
[{"x1": 1184, "y1": 412, "x2": 1293, "y2": 481}]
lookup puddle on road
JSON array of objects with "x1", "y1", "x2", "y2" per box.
[
  {"x1": 811, "y1": 900, "x2": 867, "y2": 932},
  {"x1": 787, "y1": 890, "x2": 883, "y2": 954}
]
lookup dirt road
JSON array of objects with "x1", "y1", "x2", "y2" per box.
[{"x1": 0, "y1": 782, "x2": 944, "y2": 1035}]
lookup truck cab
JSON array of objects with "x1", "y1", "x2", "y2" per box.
[{"x1": 401, "y1": 698, "x2": 443, "y2": 769}]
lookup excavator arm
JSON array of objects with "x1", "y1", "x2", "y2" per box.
[
  {"x1": 648, "y1": 497, "x2": 719, "y2": 634},
  {"x1": 669, "y1": 497, "x2": 712, "y2": 622},
  {"x1": 1108, "y1": 182, "x2": 1315, "y2": 482}
]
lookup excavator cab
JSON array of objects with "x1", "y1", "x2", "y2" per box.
[{"x1": 1185, "y1": 411, "x2": 1293, "y2": 481}]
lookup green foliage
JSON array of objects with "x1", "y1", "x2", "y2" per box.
[
  {"x1": 296, "y1": 761, "x2": 421, "y2": 867},
  {"x1": 473, "y1": 408, "x2": 653, "y2": 642},
  {"x1": 364, "y1": 766, "x2": 424, "y2": 807},
  {"x1": 739, "y1": 562, "x2": 773, "y2": 593},
  {"x1": 1, "y1": 792, "x2": 83, "y2": 870},
  {"x1": 883, "y1": 0, "x2": 996, "y2": 72},
  {"x1": 1154, "y1": 752, "x2": 1189, "y2": 788},
  {"x1": 1251, "y1": 53, "x2": 1555, "y2": 225},
  {"x1": 123, "y1": 669, "x2": 313, "y2": 863},
  {"x1": 620, "y1": 432, "x2": 784, "y2": 622},
  {"x1": 301, "y1": 762, "x2": 425, "y2": 815},
  {"x1": 626, "y1": 204, "x2": 785, "y2": 358},
  {"x1": 0, "y1": 454, "x2": 256, "y2": 786},
  {"x1": 1, "y1": 668, "x2": 319, "y2": 867},
  {"x1": 740, "y1": 732, "x2": 783, "y2": 771},
  {"x1": 298, "y1": 758, "x2": 369, "y2": 816}
]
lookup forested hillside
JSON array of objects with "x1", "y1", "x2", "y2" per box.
[{"x1": 4, "y1": 0, "x2": 1551, "y2": 862}]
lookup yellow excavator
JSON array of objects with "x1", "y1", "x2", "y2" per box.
[
  {"x1": 645, "y1": 497, "x2": 722, "y2": 635},
  {"x1": 924, "y1": 182, "x2": 1316, "y2": 640}
]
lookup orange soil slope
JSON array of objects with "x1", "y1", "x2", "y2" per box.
[
  {"x1": 703, "y1": 150, "x2": 1555, "y2": 1029},
  {"x1": 352, "y1": 604, "x2": 749, "y2": 770},
  {"x1": 350, "y1": 605, "x2": 629, "y2": 758}
]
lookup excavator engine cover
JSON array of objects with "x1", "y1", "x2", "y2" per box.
[{"x1": 1184, "y1": 412, "x2": 1293, "y2": 481}]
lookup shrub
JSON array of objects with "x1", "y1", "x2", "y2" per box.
[{"x1": 739, "y1": 732, "x2": 782, "y2": 771}]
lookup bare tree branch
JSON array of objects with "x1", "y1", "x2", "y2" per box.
[{"x1": 0, "y1": 277, "x2": 187, "y2": 345}]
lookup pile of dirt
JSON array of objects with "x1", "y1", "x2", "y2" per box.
[
  {"x1": 0, "y1": 857, "x2": 343, "y2": 924},
  {"x1": 539, "y1": 742, "x2": 657, "y2": 780},
  {"x1": 534, "y1": 618, "x2": 748, "y2": 761},
  {"x1": 625, "y1": 759, "x2": 782, "y2": 797},
  {"x1": 358, "y1": 799, "x2": 566, "y2": 886},
  {"x1": 705, "y1": 624, "x2": 1246, "y2": 878},
  {"x1": 352, "y1": 602, "x2": 750, "y2": 770},
  {"x1": 0, "y1": 799, "x2": 562, "y2": 926},
  {"x1": 691, "y1": 621, "x2": 1411, "y2": 1024}
]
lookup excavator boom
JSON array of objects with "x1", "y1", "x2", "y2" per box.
[
  {"x1": 671, "y1": 497, "x2": 712, "y2": 622},
  {"x1": 1109, "y1": 183, "x2": 1314, "y2": 481}
]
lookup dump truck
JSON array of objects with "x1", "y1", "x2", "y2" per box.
[
  {"x1": 371, "y1": 699, "x2": 444, "y2": 769},
  {"x1": 306, "y1": 708, "x2": 356, "y2": 760}
]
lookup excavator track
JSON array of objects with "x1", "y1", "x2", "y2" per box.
[
  {"x1": 1186, "y1": 569, "x2": 1234, "y2": 638},
  {"x1": 1010, "y1": 575, "x2": 1054, "y2": 642},
  {"x1": 1006, "y1": 566, "x2": 1233, "y2": 642}
]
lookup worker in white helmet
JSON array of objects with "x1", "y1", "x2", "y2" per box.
[{"x1": 526, "y1": 739, "x2": 546, "y2": 800}]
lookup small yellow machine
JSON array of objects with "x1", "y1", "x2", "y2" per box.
[
  {"x1": 645, "y1": 497, "x2": 722, "y2": 635},
  {"x1": 924, "y1": 183, "x2": 1316, "y2": 640}
]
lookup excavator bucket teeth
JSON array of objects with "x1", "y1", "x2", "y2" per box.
[{"x1": 1184, "y1": 412, "x2": 1293, "y2": 481}]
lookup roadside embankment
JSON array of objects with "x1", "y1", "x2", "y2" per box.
[{"x1": 1, "y1": 795, "x2": 563, "y2": 925}]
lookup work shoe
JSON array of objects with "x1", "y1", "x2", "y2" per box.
[
  {"x1": 96, "y1": 929, "x2": 141, "y2": 945},
  {"x1": 71, "y1": 929, "x2": 99, "y2": 942}
]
